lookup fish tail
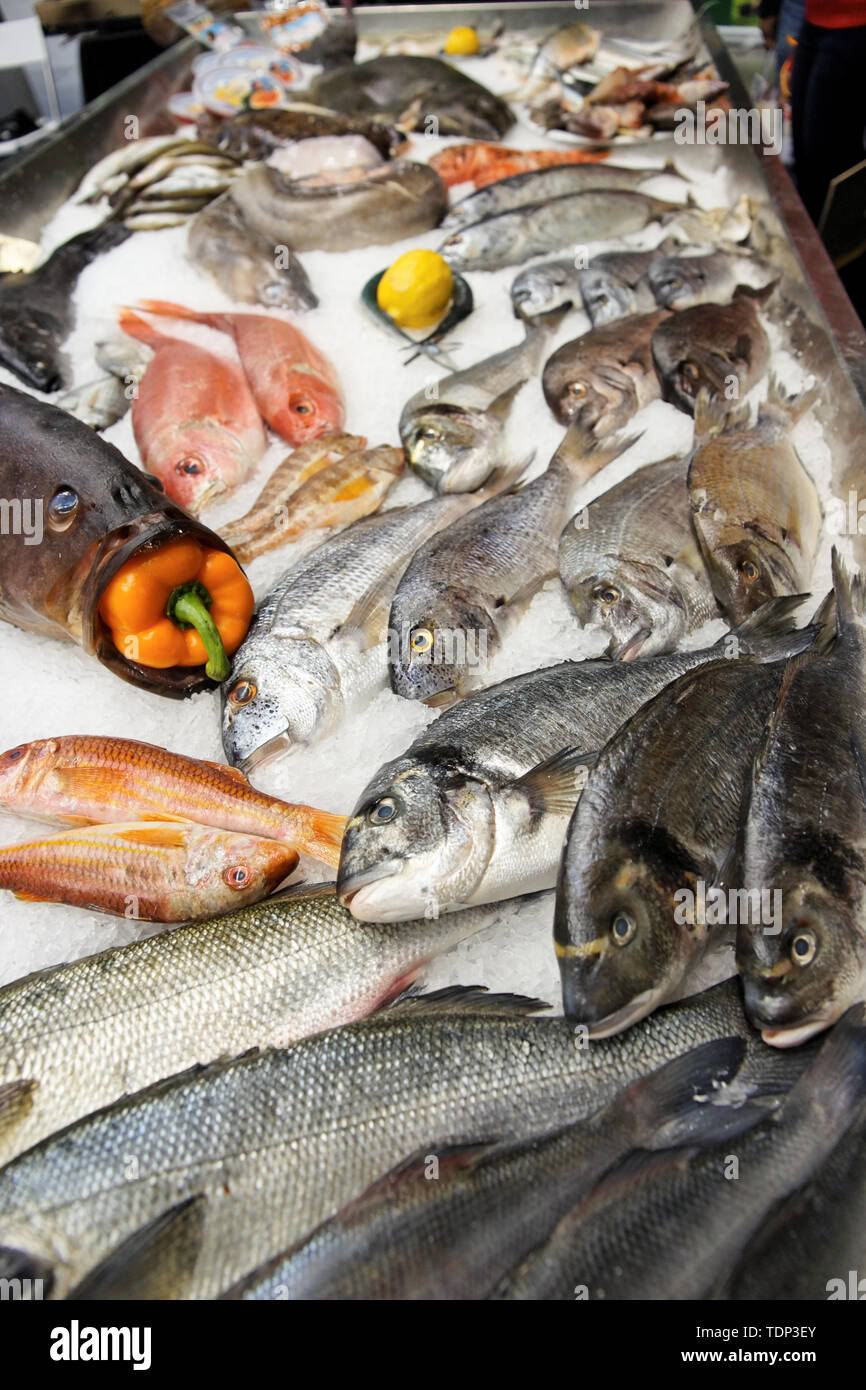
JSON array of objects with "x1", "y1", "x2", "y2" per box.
[
  {"x1": 117, "y1": 307, "x2": 172, "y2": 350},
  {"x1": 299, "y1": 810, "x2": 348, "y2": 868},
  {"x1": 135, "y1": 299, "x2": 228, "y2": 333},
  {"x1": 831, "y1": 547, "x2": 866, "y2": 630}
]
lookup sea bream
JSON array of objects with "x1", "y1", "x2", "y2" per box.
[
  {"x1": 558, "y1": 452, "x2": 720, "y2": 659},
  {"x1": 337, "y1": 600, "x2": 817, "y2": 923},
  {"x1": 736, "y1": 553, "x2": 866, "y2": 1048},
  {"x1": 0, "y1": 978, "x2": 789, "y2": 1299},
  {"x1": 543, "y1": 309, "x2": 669, "y2": 438},
  {"x1": 512, "y1": 249, "x2": 658, "y2": 325},
  {"x1": 647, "y1": 248, "x2": 777, "y2": 310},
  {"x1": 650, "y1": 289, "x2": 771, "y2": 415}
]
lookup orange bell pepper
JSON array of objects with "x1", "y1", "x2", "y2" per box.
[{"x1": 99, "y1": 537, "x2": 254, "y2": 681}]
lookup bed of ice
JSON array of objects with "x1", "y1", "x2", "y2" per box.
[{"x1": 0, "y1": 36, "x2": 843, "y2": 1009}]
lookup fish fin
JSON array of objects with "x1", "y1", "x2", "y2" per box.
[
  {"x1": 113, "y1": 821, "x2": 192, "y2": 848},
  {"x1": 715, "y1": 594, "x2": 809, "y2": 655},
  {"x1": 118, "y1": 306, "x2": 180, "y2": 350},
  {"x1": 509, "y1": 745, "x2": 597, "y2": 815},
  {"x1": 203, "y1": 759, "x2": 248, "y2": 783},
  {"x1": 692, "y1": 386, "x2": 750, "y2": 441},
  {"x1": 12, "y1": 891, "x2": 55, "y2": 903},
  {"x1": 304, "y1": 811, "x2": 348, "y2": 868},
  {"x1": 0, "y1": 1243, "x2": 54, "y2": 1291},
  {"x1": 662, "y1": 157, "x2": 692, "y2": 183},
  {"x1": 134, "y1": 298, "x2": 225, "y2": 333},
  {"x1": 0, "y1": 1078, "x2": 37, "y2": 1139},
  {"x1": 51, "y1": 765, "x2": 133, "y2": 801},
  {"x1": 262, "y1": 880, "x2": 339, "y2": 904},
  {"x1": 808, "y1": 588, "x2": 836, "y2": 644},
  {"x1": 485, "y1": 377, "x2": 527, "y2": 424},
  {"x1": 555, "y1": 420, "x2": 643, "y2": 485},
  {"x1": 336, "y1": 582, "x2": 394, "y2": 650},
  {"x1": 627, "y1": 1036, "x2": 765, "y2": 1148},
  {"x1": 67, "y1": 1195, "x2": 207, "y2": 1301},
  {"x1": 382, "y1": 984, "x2": 551, "y2": 1018},
  {"x1": 343, "y1": 1140, "x2": 498, "y2": 1207},
  {"x1": 732, "y1": 279, "x2": 778, "y2": 308},
  {"x1": 831, "y1": 546, "x2": 866, "y2": 630},
  {"x1": 782, "y1": 1003, "x2": 866, "y2": 1114}
]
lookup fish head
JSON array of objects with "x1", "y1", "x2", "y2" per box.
[
  {"x1": 646, "y1": 258, "x2": 710, "y2": 310},
  {"x1": 280, "y1": 372, "x2": 345, "y2": 446},
  {"x1": 544, "y1": 357, "x2": 638, "y2": 438},
  {"x1": 401, "y1": 403, "x2": 501, "y2": 493},
  {"x1": 199, "y1": 829, "x2": 298, "y2": 906},
  {"x1": 512, "y1": 262, "x2": 574, "y2": 319},
  {"x1": 562, "y1": 553, "x2": 688, "y2": 659},
  {"x1": 737, "y1": 877, "x2": 866, "y2": 1047},
  {"x1": 653, "y1": 325, "x2": 757, "y2": 415},
  {"x1": 578, "y1": 270, "x2": 635, "y2": 326},
  {"x1": 0, "y1": 739, "x2": 42, "y2": 807},
  {"x1": 338, "y1": 760, "x2": 495, "y2": 920},
  {"x1": 222, "y1": 638, "x2": 340, "y2": 771},
  {"x1": 693, "y1": 530, "x2": 783, "y2": 623},
  {"x1": 259, "y1": 274, "x2": 318, "y2": 312},
  {"x1": 1, "y1": 305, "x2": 64, "y2": 393},
  {"x1": 389, "y1": 585, "x2": 495, "y2": 702},
  {"x1": 555, "y1": 828, "x2": 697, "y2": 1034},
  {"x1": 156, "y1": 424, "x2": 251, "y2": 511}
]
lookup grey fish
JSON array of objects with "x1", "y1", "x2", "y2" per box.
[
  {"x1": 440, "y1": 190, "x2": 678, "y2": 273},
  {"x1": 647, "y1": 248, "x2": 776, "y2": 310},
  {"x1": 188, "y1": 194, "x2": 317, "y2": 312},
  {"x1": 555, "y1": 654, "x2": 798, "y2": 1036},
  {"x1": 337, "y1": 600, "x2": 816, "y2": 922},
  {"x1": 389, "y1": 429, "x2": 626, "y2": 702},
  {"x1": 0, "y1": 882, "x2": 517, "y2": 1169},
  {"x1": 650, "y1": 289, "x2": 771, "y2": 415},
  {"x1": 0, "y1": 223, "x2": 129, "y2": 392},
  {"x1": 511, "y1": 249, "x2": 658, "y2": 325},
  {"x1": 543, "y1": 308, "x2": 669, "y2": 439},
  {"x1": 558, "y1": 453, "x2": 720, "y2": 659},
  {"x1": 688, "y1": 387, "x2": 822, "y2": 625},
  {"x1": 222, "y1": 484, "x2": 507, "y2": 770},
  {"x1": 94, "y1": 335, "x2": 152, "y2": 387},
  {"x1": 0, "y1": 978, "x2": 786, "y2": 1300},
  {"x1": 498, "y1": 1004, "x2": 866, "y2": 1299},
  {"x1": 400, "y1": 312, "x2": 562, "y2": 493},
  {"x1": 55, "y1": 375, "x2": 129, "y2": 432},
  {"x1": 442, "y1": 161, "x2": 680, "y2": 233},
  {"x1": 197, "y1": 105, "x2": 404, "y2": 162},
  {"x1": 736, "y1": 553, "x2": 866, "y2": 1048},
  {"x1": 310, "y1": 56, "x2": 514, "y2": 141},
  {"x1": 223, "y1": 1036, "x2": 748, "y2": 1300}
]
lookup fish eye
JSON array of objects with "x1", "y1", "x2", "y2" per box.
[
  {"x1": 47, "y1": 487, "x2": 80, "y2": 532},
  {"x1": 228, "y1": 680, "x2": 257, "y2": 705},
  {"x1": 262, "y1": 283, "x2": 284, "y2": 304},
  {"x1": 224, "y1": 863, "x2": 252, "y2": 889},
  {"x1": 410, "y1": 627, "x2": 434, "y2": 653},
  {"x1": 595, "y1": 293, "x2": 608, "y2": 305},
  {"x1": 368, "y1": 796, "x2": 397, "y2": 825},
  {"x1": 790, "y1": 928, "x2": 818, "y2": 967},
  {"x1": 610, "y1": 910, "x2": 636, "y2": 946},
  {"x1": 739, "y1": 559, "x2": 760, "y2": 583},
  {"x1": 593, "y1": 584, "x2": 621, "y2": 606},
  {"x1": 292, "y1": 399, "x2": 314, "y2": 416},
  {"x1": 177, "y1": 456, "x2": 204, "y2": 476},
  {"x1": 568, "y1": 382, "x2": 587, "y2": 398},
  {"x1": 681, "y1": 362, "x2": 701, "y2": 385},
  {"x1": 420, "y1": 425, "x2": 440, "y2": 441},
  {"x1": 667, "y1": 277, "x2": 683, "y2": 290},
  {"x1": 1, "y1": 746, "x2": 25, "y2": 762}
]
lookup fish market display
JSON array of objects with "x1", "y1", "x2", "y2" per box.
[
  {"x1": 736, "y1": 554, "x2": 866, "y2": 1047},
  {"x1": 650, "y1": 292, "x2": 771, "y2": 414},
  {"x1": 198, "y1": 105, "x2": 405, "y2": 162},
  {"x1": 688, "y1": 389, "x2": 822, "y2": 623},
  {"x1": 187, "y1": 194, "x2": 318, "y2": 311},
  {"x1": 558, "y1": 453, "x2": 719, "y2": 659},
  {"x1": 337, "y1": 603, "x2": 814, "y2": 922},
  {"x1": 0, "y1": 819, "x2": 296, "y2": 923},
  {"x1": 0, "y1": 223, "x2": 128, "y2": 391},
  {"x1": 310, "y1": 56, "x2": 514, "y2": 140},
  {"x1": 0, "y1": 979, "x2": 780, "y2": 1299},
  {"x1": 429, "y1": 142, "x2": 612, "y2": 191},
  {"x1": 512, "y1": 249, "x2": 658, "y2": 325},
  {"x1": 118, "y1": 309, "x2": 266, "y2": 511},
  {"x1": 441, "y1": 160, "x2": 681, "y2": 233},
  {"x1": 0, "y1": 883, "x2": 522, "y2": 1167},
  {"x1": 543, "y1": 309, "x2": 669, "y2": 437},
  {"x1": 0, "y1": 735, "x2": 345, "y2": 866}
]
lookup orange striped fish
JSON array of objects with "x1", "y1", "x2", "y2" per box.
[{"x1": 429, "y1": 142, "x2": 611, "y2": 190}]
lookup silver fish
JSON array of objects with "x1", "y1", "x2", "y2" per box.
[
  {"x1": 511, "y1": 249, "x2": 658, "y2": 325},
  {"x1": 442, "y1": 161, "x2": 681, "y2": 233},
  {"x1": 55, "y1": 375, "x2": 130, "y2": 432},
  {"x1": 647, "y1": 248, "x2": 777, "y2": 310},
  {"x1": 188, "y1": 194, "x2": 317, "y2": 312}
]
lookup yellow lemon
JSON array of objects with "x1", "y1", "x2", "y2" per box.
[
  {"x1": 444, "y1": 25, "x2": 480, "y2": 56},
  {"x1": 377, "y1": 249, "x2": 454, "y2": 330}
]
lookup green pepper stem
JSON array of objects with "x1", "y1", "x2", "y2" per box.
[{"x1": 166, "y1": 580, "x2": 230, "y2": 682}]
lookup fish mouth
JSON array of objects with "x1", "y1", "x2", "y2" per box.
[
  {"x1": 236, "y1": 731, "x2": 295, "y2": 776},
  {"x1": 609, "y1": 626, "x2": 652, "y2": 662},
  {"x1": 423, "y1": 689, "x2": 459, "y2": 710},
  {"x1": 760, "y1": 1011, "x2": 837, "y2": 1049},
  {"x1": 582, "y1": 987, "x2": 667, "y2": 1038},
  {"x1": 338, "y1": 858, "x2": 404, "y2": 912}
]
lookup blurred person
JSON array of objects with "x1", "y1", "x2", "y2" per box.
[{"x1": 788, "y1": 0, "x2": 866, "y2": 224}]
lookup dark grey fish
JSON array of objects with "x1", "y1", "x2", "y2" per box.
[
  {"x1": 197, "y1": 105, "x2": 404, "y2": 162},
  {"x1": 543, "y1": 308, "x2": 669, "y2": 439},
  {"x1": 187, "y1": 193, "x2": 317, "y2": 311},
  {"x1": 647, "y1": 248, "x2": 776, "y2": 310},
  {"x1": 650, "y1": 289, "x2": 771, "y2": 415},
  {"x1": 310, "y1": 56, "x2": 514, "y2": 141}
]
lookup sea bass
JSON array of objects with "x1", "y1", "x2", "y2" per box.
[
  {"x1": 650, "y1": 290, "x2": 770, "y2": 415},
  {"x1": 440, "y1": 191, "x2": 678, "y2": 273},
  {"x1": 0, "y1": 883, "x2": 521, "y2": 1167},
  {"x1": 187, "y1": 194, "x2": 318, "y2": 311},
  {"x1": 400, "y1": 312, "x2": 561, "y2": 493},
  {"x1": 118, "y1": 309, "x2": 266, "y2": 512},
  {"x1": 512, "y1": 249, "x2": 658, "y2": 325},
  {"x1": 558, "y1": 453, "x2": 720, "y2": 659},
  {"x1": 442, "y1": 161, "x2": 680, "y2": 232},
  {"x1": 337, "y1": 600, "x2": 816, "y2": 922},
  {"x1": 736, "y1": 553, "x2": 866, "y2": 1047},
  {"x1": 0, "y1": 818, "x2": 296, "y2": 922},
  {"x1": 688, "y1": 387, "x2": 822, "y2": 624},
  {"x1": 0, "y1": 735, "x2": 346, "y2": 866},
  {"x1": 0, "y1": 979, "x2": 783, "y2": 1300},
  {"x1": 133, "y1": 300, "x2": 344, "y2": 449},
  {"x1": 543, "y1": 309, "x2": 669, "y2": 438}
]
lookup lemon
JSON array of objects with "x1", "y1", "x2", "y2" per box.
[
  {"x1": 444, "y1": 25, "x2": 480, "y2": 56},
  {"x1": 377, "y1": 250, "x2": 454, "y2": 330}
]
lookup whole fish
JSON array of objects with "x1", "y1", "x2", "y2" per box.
[
  {"x1": 222, "y1": 485, "x2": 506, "y2": 770},
  {"x1": 230, "y1": 445, "x2": 405, "y2": 564},
  {"x1": 688, "y1": 388, "x2": 822, "y2": 624},
  {"x1": 0, "y1": 223, "x2": 129, "y2": 392},
  {"x1": 558, "y1": 453, "x2": 720, "y2": 659},
  {"x1": 0, "y1": 978, "x2": 783, "y2": 1300},
  {"x1": 429, "y1": 142, "x2": 611, "y2": 191},
  {"x1": 223, "y1": 1036, "x2": 747, "y2": 1300},
  {"x1": 118, "y1": 308, "x2": 266, "y2": 512},
  {"x1": 440, "y1": 191, "x2": 678, "y2": 273},
  {"x1": 337, "y1": 600, "x2": 815, "y2": 922},
  {"x1": 75, "y1": 136, "x2": 216, "y2": 203},
  {"x1": 736, "y1": 554, "x2": 866, "y2": 1047},
  {"x1": 555, "y1": 655, "x2": 796, "y2": 1036},
  {"x1": 650, "y1": 290, "x2": 771, "y2": 415},
  {"x1": 0, "y1": 734, "x2": 346, "y2": 866},
  {"x1": 187, "y1": 194, "x2": 318, "y2": 311},
  {"x1": 198, "y1": 106, "x2": 404, "y2": 161},
  {"x1": 647, "y1": 248, "x2": 776, "y2": 310},
  {"x1": 400, "y1": 312, "x2": 561, "y2": 493},
  {"x1": 0, "y1": 882, "x2": 520, "y2": 1167},
  {"x1": 441, "y1": 160, "x2": 680, "y2": 232},
  {"x1": 499, "y1": 1006, "x2": 866, "y2": 1299},
  {"x1": 389, "y1": 429, "x2": 625, "y2": 702},
  {"x1": 221, "y1": 432, "x2": 367, "y2": 550},
  {"x1": 55, "y1": 375, "x2": 130, "y2": 432},
  {"x1": 511, "y1": 249, "x2": 657, "y2": 324},
  {"x1": 0, "y1": 819, "x2": 296, "y2": 922},
  {"x1": 134, "y1": 300, "x2": 344, "y2": 449},
  {"x1": 310, "y1": 56, "x2": 514, "y2": 140},
  {"x1": 543, "y1": 309, "x2": 669, "y2": 438}
]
